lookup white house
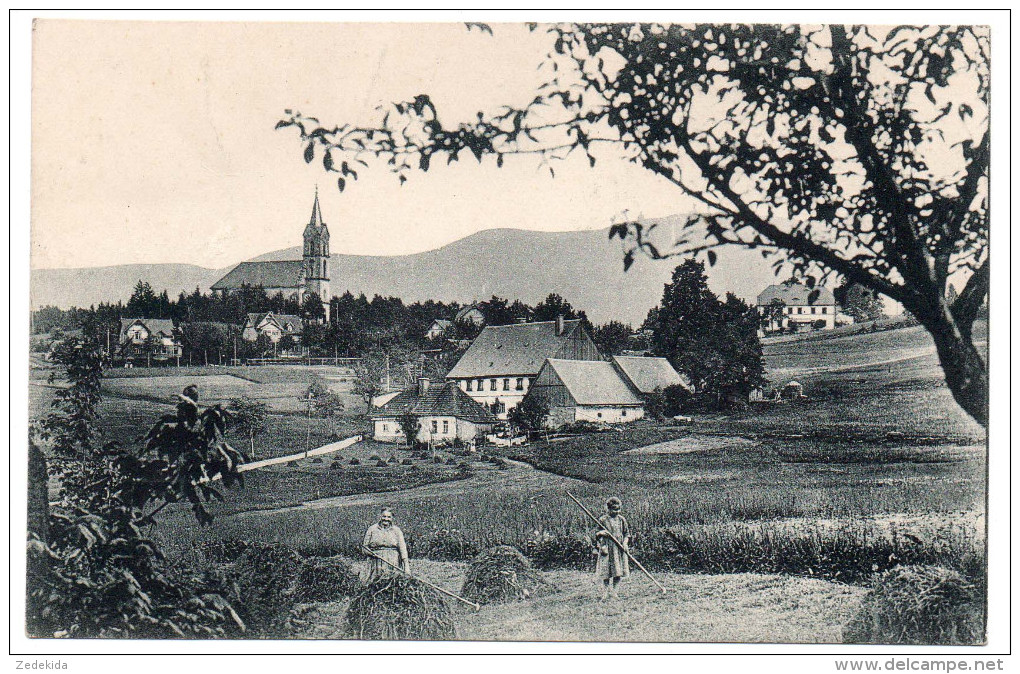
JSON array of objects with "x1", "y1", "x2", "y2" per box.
[
  {"x1": 372, "y1": 378, "x2": 496, "y2": 444},
  {"x1": 424, "y1": 319, "x2": 453, "y2": 340},
  {"x1": 455, "y1": 303, "x2": 486, "y2": 327},
  {"x1": 118, "y1": 318, "x2": 182, "y2": 364},
  {"x1": 526, "y1": 358, "x2": 645, "y2": 427},
  {"x1": 242, "y1": 312, "x2": 303, "y2": 344},
  {"x1": 445, "y1": 316, "x2": 601, "y2": 418},
  {"x1": 757, "y1": 284, "x2": 838, "y2": 332}
]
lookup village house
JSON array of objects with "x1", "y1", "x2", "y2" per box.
[
  {"x1": 372, "y1": 378, "x2": 497, "y2": 445},
  {"x1": 445, "y1": 316, "x2": 601, "y2": 418},
  {"x1": 211, "y1": 190, "x2": 331, "y2": 320},
  {"x1": 527, "y1": 358, "x2": 645, "y2": 427},
  {"x1": 424, "y1": 319, "x2": 453, "y2": 340},
  {"x1": 757, "y1": 283, "x2": 838, "y2": 332},
  {"x1": 242, "y1": 312, "x2": 303, "y2": 345},
  {"x1": 455, "y1": 303, "x2": 486, "y2": 327},
  {"x1": 117, "y1": 318, "x2": 182, "y2": 365}
]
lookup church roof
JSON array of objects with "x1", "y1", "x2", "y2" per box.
[{"x1": 211, "y1": 261, "x2": 305, "y2": 291}]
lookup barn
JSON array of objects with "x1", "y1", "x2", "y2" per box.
[{"x1": 527, "y1": 358, "x2": 645, "y2": 427}]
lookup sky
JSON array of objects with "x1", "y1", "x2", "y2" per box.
[{"x1": 31, "y1": 20, "x2": 694, "y2": 270}]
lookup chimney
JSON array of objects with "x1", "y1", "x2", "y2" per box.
[
  {"x1": 417, "y1": 377, "x2": 430, "y2": 395},
  {"x1": 555, "y1": 314, "x2": 565, "y2": 335}
]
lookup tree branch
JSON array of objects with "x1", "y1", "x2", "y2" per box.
[{"x1": 950, "y1": 256, "x2": 990, "y2": 336}]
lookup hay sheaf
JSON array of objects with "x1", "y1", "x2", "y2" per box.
[
  {"x1": 844, "y1": 565, "x2": 985, "y2": 645},
  {"x1": 230, "y1": 543, "x2": 305, "y2": 636},
  {"x1": 461, "y1": 545, "x2": 555, "y2": 605},
  {"x1": 342, "y1": 574, "x2": 456, "y2": 640},
  {"x1": 294, "y1": 556, "x2": 363, "y2": 603}
]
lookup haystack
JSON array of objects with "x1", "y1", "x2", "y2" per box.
[
  {"x1": 342, "y1": 574, "x2": 456, "y2": 640},
  {"x1": 294, "y1": 556, "x2": 362, "y2": 603},
  {"x1": 231, "y1": 542, "x2": 304, "y2": 636},
  {"x1": 844, "y1": 565, "x2": 985, "y2": 645},
  {"x1": 461, "y1": 545, "x2": 554, "y2": 605}
]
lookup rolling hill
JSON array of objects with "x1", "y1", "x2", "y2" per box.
[{"x1": 30, "y1": 225, "x2": 777, "y2": 325}]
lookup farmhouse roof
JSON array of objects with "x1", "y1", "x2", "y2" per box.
[
  {"x1": 757, "y1": 283, "x2": 836, "y2": 306},
  {"x1": 374, "y1": 381, "x2": 496, "y2": 424},
  {"x1": 211, "y1": 260, "x2": 305, "y2": 291},
  {"x1": 446, "y1": 319, "x2": 584, "y2": 378},
  {"x1": 119, "y1": 318, "x2": 176, "y2": 341},
  {"x1": 543, "y1": 359, "x2": 644, "y2": 407},
  {"x1": 611, "y1": 356, "x2": 691, "y2": 394}
]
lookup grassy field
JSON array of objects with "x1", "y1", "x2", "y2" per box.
[{"x1": 294, "y1": 558, "x2": 867, "y2": 643}]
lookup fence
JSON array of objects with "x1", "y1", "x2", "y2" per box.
[{"x1": 240, "y1": 356, "x2": 361, "y2": 367}]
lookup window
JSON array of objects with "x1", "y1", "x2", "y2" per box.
[
  {"x1": 466, "y1": 380, "x2": 473, "y2": 391},
  {"x1": 597, "y1": 412, "x2": 603, "y2": 419},
  {"x1": 503, "y1": 378, "x2": 510, "y2": 391},
  {"x1": 478, "y1": 379, "x2": 485, "y2": 392},
  {"x1": 490, "y1": 379, "x2": 497, "y2": 391},
  {"x1": 622, "y1": 410, "x2": 627, "y2": 417},
  {"x1": 431, "y1": 420, "x2": 438, "y2": 433},
  {"x1": 821, "y1": 307, "x2": 827, "y2": 314},
  {"x1": 382, "y1": 424, "x2": 388, "y2": 432},
  {"x1": 497, "y1": 402, "x2": 506, "y2": 414},
  {"x1": 811, "y1": 307, "x2": 816, "y2": 314},
  {"x1": 443, "y1": 420, "x2": 449, "y2": 434},
  {"x1": 516, "y1": 378, "x2": 524, "y2": 391}
]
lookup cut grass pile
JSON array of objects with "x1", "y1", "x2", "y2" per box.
[
  {"x1": 342, "y1": 574, "x2": 455, "y2": 641},
  {"x1": 844, "y1": 565, "x2": 985, "y2": 645},
  {"x1": 461, "y1": 546, "x2": 555, "y2": 605}
]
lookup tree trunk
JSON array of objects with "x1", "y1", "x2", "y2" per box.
[{"x1": 924, "y1": 311, "x2": 988, "y2": 428}]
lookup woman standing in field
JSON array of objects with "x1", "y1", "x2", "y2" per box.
[
  {"x1": 594, "y1": 497, "x2": 630, "y2": 600},
  {"x1": 362, "y1": 507, "x2": 410, "y2": 582}
]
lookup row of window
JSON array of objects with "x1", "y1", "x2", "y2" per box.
[
  {"x1": 464, "y1": 377, "x2": 527, "y2": 392},
  {"x1": 380, "y1": 420, "x2": 452, "y2": 434},
  {"x1": 784, "y1": 306, "x2": 828, "y2": 315}
]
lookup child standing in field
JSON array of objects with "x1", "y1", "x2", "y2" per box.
[{"x1": 594, "y1": 496, "x2": 630, "y2": 600}]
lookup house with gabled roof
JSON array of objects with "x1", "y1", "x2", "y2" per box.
[
  {"x1": 424, "y1": 318, "x2": 453, "y2": 340},
  {"x1": 372, "y1": 378, "x2": 497, "y2": 444},
  {"x1": 527, "y1": 358, "x2": 645, "y2": 427},
  {"x1": 757, "y1": 283, "x2": 838, "y2": 332},
  {"x1": 242, "y1": 312, "x2": 303, "y2": 344},
  {"x1": 117, "y1": 318, "x2": 182, "y2": 365},
  {"x1": 446, "y1": 315, "x2": 601, "y2": 417}
]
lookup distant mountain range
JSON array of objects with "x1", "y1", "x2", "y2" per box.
[{"x1": 30, "y1": 223, "x2": 777, "y2": 325}]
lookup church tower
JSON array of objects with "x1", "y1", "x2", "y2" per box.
[{"x1": 302, "y1": 188, "x2": 331, "y2": 321}]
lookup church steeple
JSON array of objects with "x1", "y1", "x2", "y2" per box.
[{"x1": 302, "y1": 187, "x2": 331, "y2": 321}]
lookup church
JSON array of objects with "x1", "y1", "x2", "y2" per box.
[{"x1": 211, "y1": 190, "x2": 331, "y2": 320}]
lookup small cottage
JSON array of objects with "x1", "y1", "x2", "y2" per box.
[
  {"x1": 242, "y1": 312, "x2": 303, "y2": 344},
  {"x1": 527, "y1": 358, "x2": 645, "y2": 427},
  {"x1": 118, "y1": 318, "x2": 182, "y2": 364},
  {"x1": 372, "y1": 378, "x2": 497, "y2": 445},
  {"x1": 424, "y1": 319, "x2": 453, "y2": 340}
]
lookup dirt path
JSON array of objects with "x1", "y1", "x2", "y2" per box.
[
  {"x1": 229, "y1": 458, "x2": 584, "y2": 518},
  {"x1": 297, "y1": 559, "x2": 866, "y2": 643}
]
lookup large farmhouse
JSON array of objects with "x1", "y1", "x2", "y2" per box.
[
  {"x1": 610, "y1": 355, "x2": 691, "y2": 394},
  {"x1": 757, "y1": 283, "x2": 838, "y2": 332},
  {"x1": 372, "y1": 378, "x2": 497, "y2": 445},
  {"x1": 211, "y1": 190, "x2": 331, "y2": 320},
  {"x1": 445, "y1": 316, "x2": 601, "y2": 417}
]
